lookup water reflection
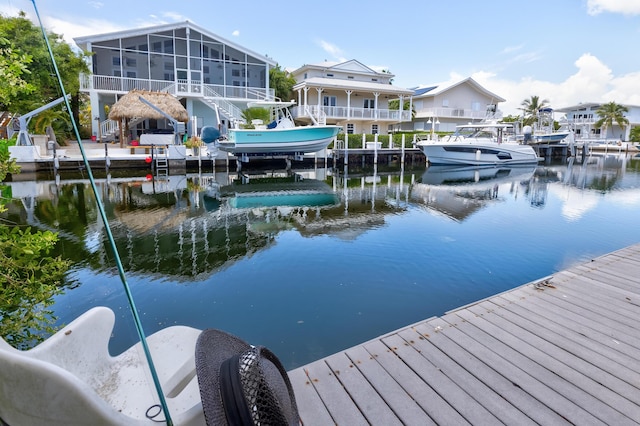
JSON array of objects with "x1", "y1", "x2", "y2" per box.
[
  {"x1": 3, "y1": 153, "x2": 640, "y2": 368},
  {"x1": 4, "y1": 154, "x2": 639, "y2": 277},
  {"x1": 411, "y1": 165, "x2": 536, "y2": 221}
]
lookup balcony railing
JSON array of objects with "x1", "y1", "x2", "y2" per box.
[
  {"x1": 415, "y1": 107, "x2": 494, "y2": 121},
  {"x1": 291, "y1": 105, "x2": 412, "y2": 122},
  {"x1": 79, "y1": 74, "x2": 274, "y2": 100}
]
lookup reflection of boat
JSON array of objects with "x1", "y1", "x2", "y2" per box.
[
  {"x1": 411, "y1": 165, "x2": 536, "y2": 221},
  {"x1": 420, "y1": 164, "x2": 536, "y2": 186},
  {"x1": 220, "y1": 172, "x2": 339, "y2": 209},
  {"x1": 217, "y1": 101, "x2": 342, "y2": 156},
  {"x1": 416, "y1": 123, "x2": 539, "y2": 166}
]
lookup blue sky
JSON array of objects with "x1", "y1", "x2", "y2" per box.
[{"x1": 2, "y1": 0, "x2": 640, "y2": 115}]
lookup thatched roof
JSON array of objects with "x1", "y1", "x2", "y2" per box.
[{"x1": 108, "y1": 90, "x2": 189, "y2": 122}]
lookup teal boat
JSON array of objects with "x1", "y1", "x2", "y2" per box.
[{"x1": 218, "y1": 101, "x2": 342, "y2": 155}]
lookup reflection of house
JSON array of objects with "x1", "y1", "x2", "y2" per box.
[
  {"x1": 289, "y1": 60, "x2": 414, "y2": 135},
  {"x1": 74, "y1": 21, "x2": 276, "y2": 141},
  {"x1": 555, "y1": 102, "x2": 640, "y2": 142},
  {"x1": 401, "y1": 77, "x2": 506, "y2": 133}
]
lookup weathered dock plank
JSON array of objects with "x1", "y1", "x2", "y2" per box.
[{"x1": 288, "y1": 243, "x2": 640, "y2": 425}]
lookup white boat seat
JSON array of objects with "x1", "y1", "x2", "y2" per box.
[{"x1": 0, "y1": 306, "x2": 205, "y2": 425}]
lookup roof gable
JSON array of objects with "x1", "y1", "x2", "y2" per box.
[
  {"x1": 329, "y1": 60, "x2": 378, "y2": 75},
  {"x1": 292, "y1": 59, "x2": 394, "y2": 78},
  {"x1": 413, "y1": 77, "x2": 505, "y2": 102}
]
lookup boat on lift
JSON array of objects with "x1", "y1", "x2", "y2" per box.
[{"x1": 216, "y1": 101, "x2": 342, "y2": 156}]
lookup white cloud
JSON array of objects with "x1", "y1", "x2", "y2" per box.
[
  {"x1": 316, "y1": 39, "x2": 347, "y2": 63},
  {"x1": 501, "y1": 44, "x2": 524, "y2": 54},
  {"x1": 232, "y1": 30, "x2": 240, "y2": 37},
  {"x1": 88, "y1": 1, "x2": 104, "y2": 9},
  {"x1": 474, "y1": 53, "x2": 640, "y2": 116},
  {"x1": 587, "y1": 0, "x2": 640, "y2": 15}
]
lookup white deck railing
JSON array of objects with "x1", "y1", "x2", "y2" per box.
[
  {"x1": 80, "y1": 74, "x2": 274, "y2": 100},
  {"x1": 292, "y1": 105, "x2": 412, "y2": 122}
]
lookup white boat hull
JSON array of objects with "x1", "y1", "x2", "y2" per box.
[{"x1": 418, "y1": 141, "x2": 539, "y2": 166}]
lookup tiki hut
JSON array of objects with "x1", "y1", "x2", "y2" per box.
[{"x1": 108, "y1": 90, "x2": 189, "y2": 147}]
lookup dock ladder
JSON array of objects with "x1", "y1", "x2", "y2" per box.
[{"x1": 153, "y1": 145, "x2": 169, "y2": 178}]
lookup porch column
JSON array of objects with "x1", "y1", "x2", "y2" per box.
[
  {"x1": 303, "y1": 87, "x2": 309, "y2": 116},
  {"x1": 346, "y1": 90, "x2": 352, "y2": 120},
  {"x1": 373, "y1": 92, "x2": 380, "y2": 121},
  {"x1": 315, "y1": 87, "x2": 323, "y2": 110},
  {"x1": 408, "y1": 96, "x2": 413, "y2": 123}
]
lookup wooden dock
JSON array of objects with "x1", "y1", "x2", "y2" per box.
[{"x1": 288, "y1": 243, "x2": 640, "y2": 425}]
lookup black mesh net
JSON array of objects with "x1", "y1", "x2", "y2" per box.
[{"x1": 239, "y1": 348, "x2": 288, "y2": 426}]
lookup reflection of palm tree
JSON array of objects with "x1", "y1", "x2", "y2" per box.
[
  {"x1": 595, "y1": 102, "x2": 629, "y2": 140},
  {"x1": 520, "y1": 96, "x2": 549, "y2": 126}
]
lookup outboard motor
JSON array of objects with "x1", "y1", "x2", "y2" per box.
[
  {"x1": 200, "y1": 125, "x2": 221, "y2": 156},
  {"x1": 523, "y1": 125, "x2": 532, "y2": 144}
]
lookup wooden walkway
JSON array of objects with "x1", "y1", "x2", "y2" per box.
[{"x1": 288, "y1": 243, "x2": 640, "y2": 425}]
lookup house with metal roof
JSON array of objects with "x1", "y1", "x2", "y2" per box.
[
  {"x1": 405, "y1": 77, "x2": 506, "y2": 133},
  {"x1": 289, "y1": 60, "x2": 414, "y2": 135},
  {"x1": 74, "y1": 21, "x2": 277, "y2": 142}
]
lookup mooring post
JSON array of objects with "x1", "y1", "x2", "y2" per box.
[{"x1": 374, "y1": 133, "x2": 378, "y2": 165}]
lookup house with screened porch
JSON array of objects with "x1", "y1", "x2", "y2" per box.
[{"x1": 74, "y1": 21, "x2": 276, "y2": 142}]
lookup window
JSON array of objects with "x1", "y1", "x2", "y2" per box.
[
  {"x1": 326, "y1": 73, "x2": 334, "y2": 77},
  {"x1": 112, "y1": 56, "x2": 120, "y2": 66},
  {"x1": 364, "y1": 99, "x2": 375, "y2": 109},
  {"x1": 113, "y1": 70, "x2": 121, "y2": 77},
  {"x1": 232, "y1": 69, "x2": 240, "y2": 77},
  {"x1": 152, "y1": 42, "x2": 162, "y2": 53},
  {"x1": 347, "y1": 76, "x2": 354, "y2": 79},
  {"x1": 371, "y1": 78, "x2": 378, "y2": 82},
  {"x1": 323, "y1": 96, "x2": 337, "y2": 107},
  {"x1": 346, "y1": 123, "x2": 354, "y2": 134},
  {"x1": 125, "y1": 57, "x2": 136, "y2": 67},
  {"x1": 442, "y1": 99, "x2": 449, "y2": 107},
  {"x1": 371, "y1": 124, "x2": 379, "y2": 134},
  {"x1": 126, "y1": 71, "x2": 137, "y2": 78},
  {"x1": 164, "y1": 40, "x2": 173, "y2": 54}
]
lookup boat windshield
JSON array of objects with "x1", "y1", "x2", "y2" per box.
[{"x1": 454, "y1": 125, "x2": 512, "y2": 139}]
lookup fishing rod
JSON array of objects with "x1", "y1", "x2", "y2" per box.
[{"x1": 28, "y1": 1, "x2": 174, "y2": 424}]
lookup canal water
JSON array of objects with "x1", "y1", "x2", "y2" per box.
[{"x1": 4, "y1": 153, "x2": 640, "y2": 369}]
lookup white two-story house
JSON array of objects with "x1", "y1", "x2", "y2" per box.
[
  {"x1": 289, "y1": 60, "x2": 414, "y2": 135},
  {"x1": 406, "y1": 77, "x2": 506, "y2": 133},
  {"x1": 555, "y1": 102, "x2": 640, "y2": 142},
  {"x1": 74, "y1": 21, "x2": 276, "y2": 141}
]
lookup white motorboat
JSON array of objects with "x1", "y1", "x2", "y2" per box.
[{"x1": 416, "y1": 123, "x2": 540, "y2": 166}]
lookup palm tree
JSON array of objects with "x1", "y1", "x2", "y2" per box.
[
  {"x1": 519, "y1": 95, "x2": 549, "y2": 126},
  {"x1": 594, "y1": 101, "x2": 629, "y2": 140}
]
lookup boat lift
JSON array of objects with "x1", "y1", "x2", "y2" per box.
[{"x1": 15, "y1": 95, "x2": 70, "y2": 146}]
